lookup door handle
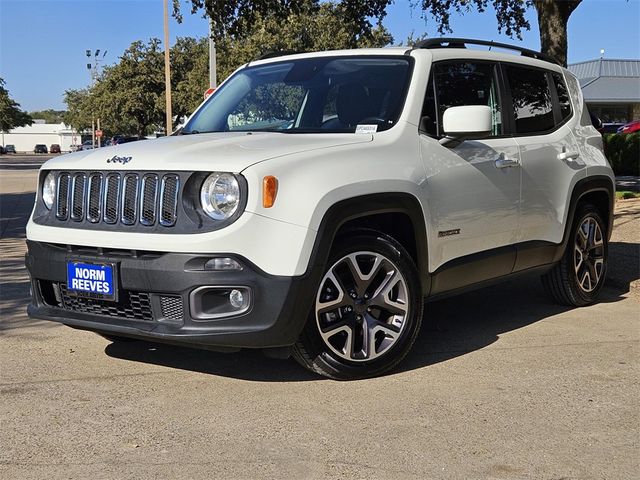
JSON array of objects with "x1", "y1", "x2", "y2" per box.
[
  {"x1": 557, "y1": 149, "x2": 579, "y2": 161},
  {"x1": 495, "y1": 156, "x2": 520, "y2": 169}
]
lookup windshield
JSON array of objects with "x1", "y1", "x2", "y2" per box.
[{"x1": 182, "y1": 56, "x2": 413, "y2": 134}]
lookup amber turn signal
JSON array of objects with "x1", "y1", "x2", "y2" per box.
[{"x1": 263, "y1": 176, "x2": 278, "y2": 208}]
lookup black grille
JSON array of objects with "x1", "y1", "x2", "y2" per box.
[
  {"x1": 103, "y1": 173, "x2": 120, "y2": 224},
  {"x1": 121, "y1": 174, "x2": 138, "y2": 225},
  {"x1": 87, "y1": 173, "x2": 102, "y2": 223},
  {"x1": 46, "y1": 282, "x2": 154, "y2": 322},
  {"x1": 159, "y1": 175, "x2": 179, "y2": 226},
  {"x1": 140, "y1": 174, "x2": 158, "y2": 225},
  {"x1": 70, "y1": 173, "x2": 86, "y2": 221},
  {"x1": 159, "y1": 295, "x2": 184, "y2": 320},
  {"x1": 56, "y1": 173, "x2": 70, "y2": 219},
  {"x1": 50, "y1": 170, "x2": 182, "y2": 229}
]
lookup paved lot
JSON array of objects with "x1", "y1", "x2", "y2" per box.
[{"x1": 1, "y1": 167, "x2": 638, "y2": 479}]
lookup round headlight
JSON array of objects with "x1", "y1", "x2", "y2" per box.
[
  {"x1": 42, "y1": 172, "x2": 56, "y2": 210},
  {"x1": 200, "y1": 172, "x2": 241, "y2": 220}
]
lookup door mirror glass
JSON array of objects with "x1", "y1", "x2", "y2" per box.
[{"x1": 440, "y1": 105, "x2": 492, "y2": 145}]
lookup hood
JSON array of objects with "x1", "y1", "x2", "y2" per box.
[{"x1": 42, "y1": 132, "x2": 373, "y2": 172}]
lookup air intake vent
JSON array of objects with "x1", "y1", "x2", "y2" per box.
[
  {"x1": 121, "y1": 174, "x2": 139, "y2": 225},
  {"x1": 159, "y1": 174, "x2": 179, "y2": 227},
  {"x1": 103, "y1": 173, "x2": 120, "y2": 224},
  {"x1": 140, "y1": 174, "x2": 158, "y2": 226},
  {"x1": 86, "y1": 173, "x2": 103, "y2": 223},
  {"x1": 56, "y1": 172, "x2": 70, "y2": 220}
]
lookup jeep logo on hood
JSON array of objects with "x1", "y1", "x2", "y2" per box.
[{"x1": 107, "y1": 155, "x2": 132, "y2": 165}]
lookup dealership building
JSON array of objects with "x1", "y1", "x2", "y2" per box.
[
  {"x1": 1, "y1": 120, "x2": 82, "y2": 153},
  {"x1": 568, "y1": 58, "x2": 640, "y2": 125}
]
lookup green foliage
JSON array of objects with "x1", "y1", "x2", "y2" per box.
[
  {"x1": 62, "y1": 89, "x2": 93, "y2": 133},
  {"x1": 604, "y1": 133, "x2": 640, "y2": 176},
  {"x1": 28, "y1": 109, "x2": 66, "y2": 124},
  {"x1": 173, "y1": 0, "x2": 392, "y2": 41},
  {"x1": 0, "y1": 77, "x2": 32, "y2": 131},
  {"x1": 214, "y1": 2, "x2": 392, "y2": 81}
]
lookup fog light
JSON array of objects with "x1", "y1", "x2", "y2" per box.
[
  {"x1": 204, "y1": 257, "x2": 243, "y2": 271},
  {"x1": 229, "y1": 289, "x2": 244, "y2": 309}
]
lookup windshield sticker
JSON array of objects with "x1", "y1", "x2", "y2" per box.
[{"x1": 355, "y1": 124, "x2": 378, "y2": 134}]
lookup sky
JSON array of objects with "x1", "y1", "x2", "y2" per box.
[{"x1": 1, "y1": 0, "x2": 639, "y2": 112}]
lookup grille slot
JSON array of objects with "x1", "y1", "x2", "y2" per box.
[
  {"x1": 53, "y1": 171, "x2": 180, "y2": 228},
  {"x1": 159, "y1": 175, "x2": 179, "y2": 227},
  {"x1": 140, "y1": 174, "x2": 158, "y2": 226},
  {"x1": 103, "y1": 173, "x2": 121, "y2": 224},
  {"x1": 159, "y1": 295, "x2": 184, "y2": 321},
  {"x1": 56, "y1": 172, "x2": 70, "y2": 220},
  {"x1": 86, "y1": 173, "x2": 103, "y2": 223},
  {"x1": 121, "y1": 174, "x2": 139, "y2": 225},
  {"x1": 70, "y1": 173, "x2": 86, "y2": 221}
]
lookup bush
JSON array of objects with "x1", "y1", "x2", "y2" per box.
[{"x1": 603, "y1": 133, "x2": 639, "y2": 176}]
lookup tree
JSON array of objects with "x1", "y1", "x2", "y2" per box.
[
  {"x1": 172, "y1": 0, "x2": 392, "y2": 44},
  {"x1": 0, "y1": 78, "x2": 32, "y2": 132},
  {"x1": 29, "y1": 109, "x2": 66, "y2": 124},
  {"x1": 418, "y1": 0, "x2": 583, "y2": 66},
  {"x1": 62, "y1": 89, "x2": 93, "y2": 133}
]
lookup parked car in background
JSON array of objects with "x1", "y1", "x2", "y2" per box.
[
  {"x1": 4, "y1": 144, "x2": 16, "y2": 154},
  {"x1": 601, "y1": 122, "x2": 625, "y2": 134},
  {"x1": 0, "y1": 146, "x2": 4, "y2": 154},
  {"x1": 34, "y1": 144, "x2": 48, "y2": 154},
  {"x1": 50, "y1": 144, "x2": 61, "y2": 154},
  {"x1": 79, "y1": 141, "x2": 94, "y2": 151},
  {"x1": 617, "y1": 120, "x2": 640, "y2": 134}
]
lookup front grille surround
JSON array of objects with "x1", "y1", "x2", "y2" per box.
[{"x1": 34, "y1": 170, "x2": 247, "y2": 233}]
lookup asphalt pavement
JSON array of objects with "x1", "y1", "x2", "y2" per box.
[{"x1": 0, "y1": 167, "x2": 638, "y2": 480}]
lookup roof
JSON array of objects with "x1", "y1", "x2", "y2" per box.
[{"x1": 568, "y1": 59, "x2": 640, "y2": 103}]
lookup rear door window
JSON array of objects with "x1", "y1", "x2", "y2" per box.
[{"x1": 505, "y1": 66, "x2": 555, "y2": 134}]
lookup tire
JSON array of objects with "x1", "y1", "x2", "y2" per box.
[
  {"x1": 542, "y1": 203, "x2": 608, "y2": 306},
  {"x1": 292, "y1": 229, "x2": 423, "y2": 380}
]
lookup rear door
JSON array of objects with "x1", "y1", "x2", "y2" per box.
[
  {"x1": 503, "y1": 65, "x2": 587, "y2": 255},
  {"x1": 418, "y1": 60, "x2": 521, "y2": 280}
]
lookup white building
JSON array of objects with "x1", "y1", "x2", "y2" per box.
[{"x1": 1, "y1": 120, "x2": 82, "y2": 153}]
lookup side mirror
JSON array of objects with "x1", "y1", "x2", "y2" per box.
[{"x1": 440, "y1": 105, "x2": 492, "y2": 147}]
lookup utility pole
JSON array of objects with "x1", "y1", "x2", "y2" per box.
[
  {"x1": 163, "y1": 0, "x2": 172, "y2": 135},
  {"x1": 209, "y1": 19, "x2": 217, "y2": 88},
  {"x1": 86, "y1": 49, "x2": 106, "y2": 147}
]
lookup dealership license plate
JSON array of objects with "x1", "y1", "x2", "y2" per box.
[{"x1": 66, "y1": 261, "x2": 117, "y2": 301}]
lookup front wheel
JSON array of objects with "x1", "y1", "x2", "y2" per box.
[
  {"x1": 542, "y1": 203, "x2": 608, "y2": 306},
  {"x1": 293, "y1": 230, "x2": 423, "y2": 379}
]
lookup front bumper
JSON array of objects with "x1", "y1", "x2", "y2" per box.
[{"x1": 25, "y1": 241, "x2": 319, "y2": 349}]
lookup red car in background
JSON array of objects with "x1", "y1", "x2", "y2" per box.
[{"x1": 617, "y1": 120, "x2": 640, "y2": 134}]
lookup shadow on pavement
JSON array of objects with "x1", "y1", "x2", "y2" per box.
[
  {"x1": 0, "y1": 191, "x2": 35, "y2": 239},
  {"x1": 103, "y1": 273, "x2": 630, "y2": 382}
]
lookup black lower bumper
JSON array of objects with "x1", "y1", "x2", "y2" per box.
[{"x1": 25, "y1": 241, "x2": 319, "y2": 350}]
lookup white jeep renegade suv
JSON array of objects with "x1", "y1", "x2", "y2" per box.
[{"x1": 26, "y1": 39, "x2": 614, "y2": 379}]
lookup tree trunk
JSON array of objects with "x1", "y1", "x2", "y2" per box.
[{"x1": 534, "y1": 0, "x2": 582, "y2": 67}]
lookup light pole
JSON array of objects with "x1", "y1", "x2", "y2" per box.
[
  {"x1": 163, "y1": 0, "x2": 172, "y2": 135},
  {"x1": 86, "y1": 49, "x2": 107, "y2": 147}
]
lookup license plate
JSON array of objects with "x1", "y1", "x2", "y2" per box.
[{"x1": 66, "y1": 261, "x2": 117, "y2": 301}]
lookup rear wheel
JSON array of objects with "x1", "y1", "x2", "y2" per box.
[
  {"x1": 293, "y1": 230, "x2": 423, "y2": 379},
  {"x1": 542, "y1": 204, "x2": 608, "y2": 306}
]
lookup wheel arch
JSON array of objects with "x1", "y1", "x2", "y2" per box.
[
  {"x1": 306, "y1": 192, "x2": 430, "y2": 295},
  {"x1": 554, "y1": 175, "x2": 614, "y2": 263}
]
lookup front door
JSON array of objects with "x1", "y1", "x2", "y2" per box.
[{"x1": 418, "y1": 60, "x2": 521, "y2": 292}]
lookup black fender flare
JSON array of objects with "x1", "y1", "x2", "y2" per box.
[
  {"x1": 306, "y1": 193, "x2": 430, "y2": 294},
  {"x1": 553, "y1": 175, "x2": 614, "y2": 263}
]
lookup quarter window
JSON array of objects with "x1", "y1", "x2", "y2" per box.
[
  {"x1": 552, "y1": 72, "x2": 572, "y2": 121},
  {"x1": 506, "y1": 66, "x2": 554, "y2": 134}
]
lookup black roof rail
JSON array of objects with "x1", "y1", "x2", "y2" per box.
[
  {"x1": 413, "y1": 38, "x2": 560, "y2": 65},
  {"x1": 257, "y1": 50, "x2": 305, "y2": 61}
]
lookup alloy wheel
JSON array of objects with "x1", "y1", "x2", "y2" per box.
[
  {"x1": 574, "y1": 216, "x2": 605, "y2": 293},
  {"x1": 315, "y1": 251, "x2": 409, "y2": 362}
]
